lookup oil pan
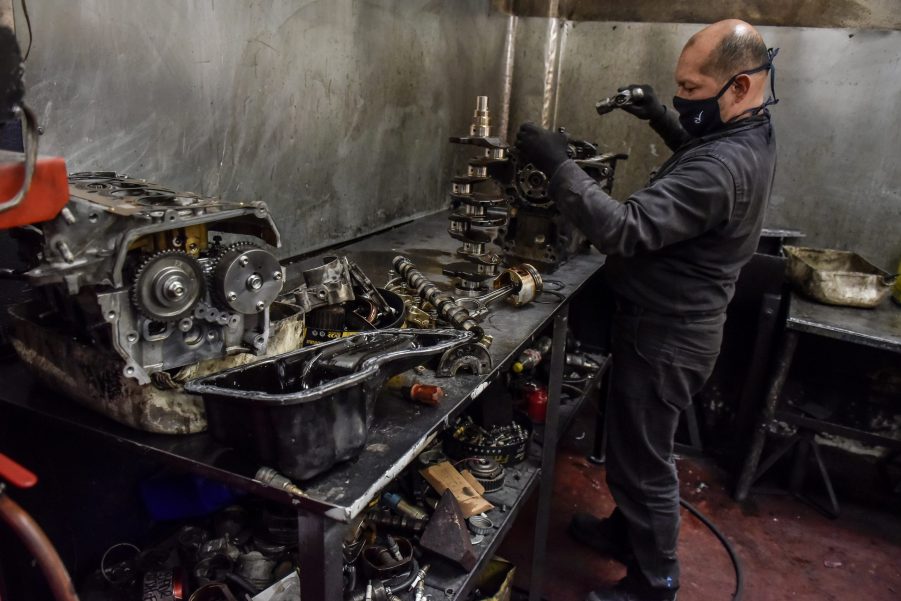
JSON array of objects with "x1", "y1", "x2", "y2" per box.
[{"x1": 184, "y1": 329, "x2": 473, "y2": 480}]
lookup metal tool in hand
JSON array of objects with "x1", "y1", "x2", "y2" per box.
[{"x1": 596, "y1": 87, "x2": 645, "y2": 115}]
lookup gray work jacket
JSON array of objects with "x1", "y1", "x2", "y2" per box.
[{"x1": 548, "y1": 113, "x2": 777, "y2": 316}]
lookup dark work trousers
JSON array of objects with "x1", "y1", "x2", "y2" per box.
[{"x1": 605, "y1": 305, "x2": 725, "y2": 592}]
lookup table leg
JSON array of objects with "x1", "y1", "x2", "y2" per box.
[
  {"x1": 734, "y1": 329, "x2": 800, "y2": 501},
  {"x1": 296, "y1": 509, "x2": 346, "y2": 601},
  {"x1": 528, "y1": 308, "x2": 568, "y2": 601},
  {"x1": 588, "y1": 359, "x2": 610, "y2": 465}
]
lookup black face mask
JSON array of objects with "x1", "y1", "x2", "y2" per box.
[{"x1": 673, "y1": 47, "x2": 780, "y2": 138}]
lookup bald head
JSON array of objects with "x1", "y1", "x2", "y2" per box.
[
  {"x1": 688, "y1": 20, "x2": 770, "y2": 82},
  {"x1": 675, "y1": 20, "x2": 771, "y2": 123}
]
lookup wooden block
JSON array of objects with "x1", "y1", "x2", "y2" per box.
[{"x1": 420, "y1": 461, "x2": 493, "y2": 518}]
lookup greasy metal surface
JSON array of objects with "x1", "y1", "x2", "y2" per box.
[
  {"x1": 23, "y1": 0, "x2": 511, "y2": 259},
  {"x1": 508, "y1": 0, "x2": 901, "y2": 30},
  {"x1": 509, "y1": 21, "x2": 901, "y2": 269},
  {"x1": 784, "y1": 246, "x2": 894, "y2": 308},
  {"x1": 0, "y1": 211, "x2": 605, "y2": 520},
  {"x1": 787, "y1": 292, "x2": 901, "y2": 353}
]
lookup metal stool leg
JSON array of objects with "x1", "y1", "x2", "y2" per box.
[
  {"x1": 589, "y1": 361, "x2": 611, "y2": 465},
  {"x1": 735, "y1": 330, "x2": 799, "y2": 501}
]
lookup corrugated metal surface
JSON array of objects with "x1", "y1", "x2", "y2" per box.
[{"x1": 22, "y1": 0, "x2": 512, "y2": 258}]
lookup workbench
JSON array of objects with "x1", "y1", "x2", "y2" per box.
[
  {"x1": 0, "y1": 211, "x2": 609, "y2": 601},
  {"x1": 734, "y1": 292, "x2": 901, "y2": 512}
]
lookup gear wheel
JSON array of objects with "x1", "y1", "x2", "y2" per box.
[
  {"x1": 212, "y1": 243, "x2": 283, "y2": 314},
  {"x1": 131, "y1": 250, "x2": 205, "y2": 322}
]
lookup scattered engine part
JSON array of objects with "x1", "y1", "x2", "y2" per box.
[
  {"x1": 469, "y1": 533, "x2": 485, "y2": 546},
  {"x1": 392, "y1": 256, "x2": 484, "y2": 338},
  {"x1": 467, "y1": 514, "x2": 494, "y2": 536},
  {"x1": 188, "y1": 582, "x2": 239, "y2": 601},
  {"x1": 493, "y1": 263, "x2": 543, "y2": 307},
  {"x1": 419, "y1": 491, "x2": 477, "y2": 571},
  {"x1": 382, "y1": 492, "x2": 428, "y2": 521},
  {"x1": 366, "y1": 510, "x2": 427, "y2": 535},
  {"x1": 185, "y1": 329, "x2": 474, "y2": 480},
  {"x1": 512, "y1": 335, "x2": 553, "y2": 373},
  {"x1": 12, "y1": 172, "x2": 283, "y2": 386},
  {"x1": 251, "y1": 571, "x2": 300, "y2": 601},
  {"x1": 295, "y1": 256, "x2": 406, "y2": 345},
  {"x1": 443, "y1": 415, "x2": 531, "y2": 465},
  {"x1": 436, "y1": 342, "x2": 492, "y2": 378},
  {"x1": 362, "y1": 537, "x2": 413, "y2": 579},
  {"x1": 254, "y1": 467, "x2": 304, "y2": 497},
  {"x1": 292, "y1": 255, "x2": 355, "y2": 312},
  {"x1": 236, "y1": 551, "x2": 276, "y2": 591},
  {"x1": 385, "y1": 535, "x2": 403, "y2": 562},
  {"x1": 566, "y1": 352, "x2": 601, "y2": 372},
  {"x1": 463, "y1": 458, "x2": 506, "y2": 493},
  {"x1": 305, "y1": 287, "x2": 405, "y2": 345},
  {"x1": 445, "y1": 96, "x2": 509, "y2": 295},
  {"x1": 142, "y1": 569, "x2": 185, "y2": 601}
]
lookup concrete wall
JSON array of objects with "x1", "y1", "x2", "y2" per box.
[
  {"x1": 509, "y1": 19, "x2": 901, "y2": 268},
  {"x1": 21, "y1": 0, "x2": 513, "y2": 258}
]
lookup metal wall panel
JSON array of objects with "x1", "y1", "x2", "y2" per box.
[
  {"x1": 511, "y1": 20, "x2": 901, "y2": 268},
  {"x1": 22, "y1": 0, "x2": 512, "y2": 258}
]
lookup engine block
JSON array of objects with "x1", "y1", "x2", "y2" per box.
[{"x1": 19, "y1": 172, "x2": 285, "y2": 385}]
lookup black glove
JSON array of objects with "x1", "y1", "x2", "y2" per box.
[
  {"x1": 515, "y1": 122, "x2": 569, "y2": 176},
  {"x1": 616, "y1": 84, "x2": 665, "y2": 122}
]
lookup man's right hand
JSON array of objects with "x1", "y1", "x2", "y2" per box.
[{"x1": 617, "y1": 84, "x2": 665, "y2": 122}]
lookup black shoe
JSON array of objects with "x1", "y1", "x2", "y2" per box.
[
  {"x1": 585, "y1": 577, "x2": 678, "y2": 601},
  {"x1": 568, "y1": 512, "x2": 633, "y2": 563}
]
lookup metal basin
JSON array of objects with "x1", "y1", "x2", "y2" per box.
[
  {"x1": 184, "y1": 329, "x2": 473, "y2": 480},
  {"x1": 784, "y1": 246, "x2": 896, "y2": 308}
]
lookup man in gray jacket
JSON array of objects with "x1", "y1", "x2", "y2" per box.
[{"x1": 515, "y1": 19, "x2": 779, "y2": 601}]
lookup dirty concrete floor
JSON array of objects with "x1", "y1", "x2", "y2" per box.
[{"x1": 497, "y1": 414, "x2": 901, "y2": 601}]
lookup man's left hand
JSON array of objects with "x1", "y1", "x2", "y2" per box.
[{"x1": 515, "y1": 122, "x2": 569, "y2": 176}]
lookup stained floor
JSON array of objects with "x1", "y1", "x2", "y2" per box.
[{"x1": 497, "y1": 414, "x2": 901, "y2": 601}]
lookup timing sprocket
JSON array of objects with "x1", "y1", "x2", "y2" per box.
[{"x1": 131, "y1": 250, "x2": 205, "y2": 322}]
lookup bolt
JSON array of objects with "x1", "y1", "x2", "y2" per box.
[
  {"x1": 246, "y1": 273, "x2": 263, "y2": 290},
  {"x1": 256, "y1": 301, "x2": 265, "y2": 311},
  {"x1": 227, "y1": 292, "x2": 238, "y2": 301},
  {"x1": 239, "y1": 255, "x2": 249, "y2": 267},
  {"x1": 126, "y1": 332, "x2": 138, "y2": 343},
  {"x1": 166, "y1": 279, "x2": 186, "y2": 299},
  {"x1": 273, "y1": 271, "x2": 283, "y2": 281}
]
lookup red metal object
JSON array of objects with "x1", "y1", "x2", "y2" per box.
[
  {"x1": 524, "y1": 382, "x2": 549, "y2": 423},
  {"x1": 409, "y1": 383, "x2": 445, "y2": 406},
  {"x1": 0, "y1": 155, "x2": 69, "y2": 228},
  {"x1": 0, "y1": 453, "x2": 38, "y2": 489}
]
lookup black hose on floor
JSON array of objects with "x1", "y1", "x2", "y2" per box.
[{"x1": 679, "y1": 498, "x2": 744, "y2": 601}]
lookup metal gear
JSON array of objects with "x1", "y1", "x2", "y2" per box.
[
  {"x1": 212, "y1": 243, "x2": 284, "y2": 314},
  {"x1": 131, "y1": 250, "x2": 205, "y2": 322}
]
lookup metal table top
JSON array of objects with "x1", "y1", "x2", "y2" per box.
[
  {"x1": 787, "y1": 292, "x2": 901, "y2": 353},
  {"x1": 0, "y1": 210, "x2": 606, "y2": 521}
]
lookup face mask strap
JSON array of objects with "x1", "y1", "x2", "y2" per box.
[{"x1": 719, "y1": 47, "x2": 781, "y2": 116}]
